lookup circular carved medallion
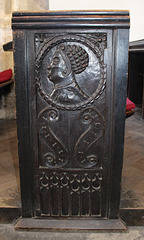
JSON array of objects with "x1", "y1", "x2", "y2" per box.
[{"x1": 36, "y1": 34, "x2": 107, "y2": 111}]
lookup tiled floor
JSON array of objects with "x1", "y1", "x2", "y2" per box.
[
  {"x1": 0, "y1": 224, "x2": 144, "y2": 240},
  {"x1": 0, "y1": 107, "x2": 144, "y2": 208},
  {"x1": 121, "y1": 107, "x2": 144, "y2": 208},
  {"x1": 0, "y1": 120, "x2": 20, "y2": 207}
]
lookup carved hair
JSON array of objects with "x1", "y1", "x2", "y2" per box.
[{"x1": 59, "y1": 44, "x2": 89, "y2": 74}]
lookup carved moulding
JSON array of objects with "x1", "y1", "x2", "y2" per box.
[{"x1": 35, "y1": 33, "x2": 107, "y2": 111}]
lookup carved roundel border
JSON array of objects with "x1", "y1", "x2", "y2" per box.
[{"x1": 35, "y1": 34, "x2": 107, "y2": 111}]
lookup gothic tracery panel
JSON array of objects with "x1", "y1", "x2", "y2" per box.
[{"x1": 39, "y1": 171, "x2": 102, "y2": 217}]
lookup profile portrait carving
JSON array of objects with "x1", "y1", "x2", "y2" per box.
[
  {"x1": 47, "y1": 44, "x2": 89, "y2": 104},
  {"x1": 35, "y1": 34, "x2": 107, "y2": 110}
]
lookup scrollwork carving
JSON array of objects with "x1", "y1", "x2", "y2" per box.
[
  {"x1": 38, "y1": 107, "x2": 68, "y2": 168},
  {"x1": 74, "y1": 107, "x2": 105, "y2": 168}
]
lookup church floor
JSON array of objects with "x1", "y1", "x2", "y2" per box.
[{"x1": 0, "y1": 224, "x2": 144, "y2": 240}]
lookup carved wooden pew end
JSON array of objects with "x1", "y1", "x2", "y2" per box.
[{"x1": 12, "y1": 10, "x2": 130, "y2": 231}]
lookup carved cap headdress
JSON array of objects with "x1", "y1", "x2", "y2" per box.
[
  {"x1": 57, "y1": 44, "x2": 89, "y2": 76},
  {"x1": 47, "y1": 44, "x2": 89, "y2": 96}
]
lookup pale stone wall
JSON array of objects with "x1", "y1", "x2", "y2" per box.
[
  {"x1": 49, "y1": 0, "x2": 144, "y2": 42},
  {"x1": 0, "y1": 0, "x2": 14, "y2": 119},
  {"x1": 0, "y1": 1, "x2": 13, "y2": 72},
  {"x1": 0, "y1": 0, "x2": 49, "y2": 119}
]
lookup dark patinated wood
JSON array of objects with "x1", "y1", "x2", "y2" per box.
[
  {"x1": 3, "y1": 41, "x2": 13, "y2": 51},
  {"x1": 13, "y1": 30, "x2": 33, "y2": 218},
  {"x1": 12, "y1": 10, "x2": 130, "y2": 29},
  {"x1": 120, "y1": 209, "x2": 144, "y2": 226},
  {"x1": 12, "y1": 10, "x2": 130, "y2": 230},
  {"x1": 0, "y1": 208, "x2": 21, "y2": 224},
  {"x1": 139, "y1": 72, "x2": 144, "y2": 118},
  {"x1": 0, "y1": 79, "x2": 14, "y2": 88},
  {"x1": 128, "y1": 39, "x2": 144, "y2": 108}
]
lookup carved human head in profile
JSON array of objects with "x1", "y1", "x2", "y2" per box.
[{"x1": 47, "y1": 44, "x2": 89, "y2": 88}]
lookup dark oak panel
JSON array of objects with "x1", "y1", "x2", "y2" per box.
[{"x1": 12, "y1": 11, "x2": 130, "y2": 230}]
